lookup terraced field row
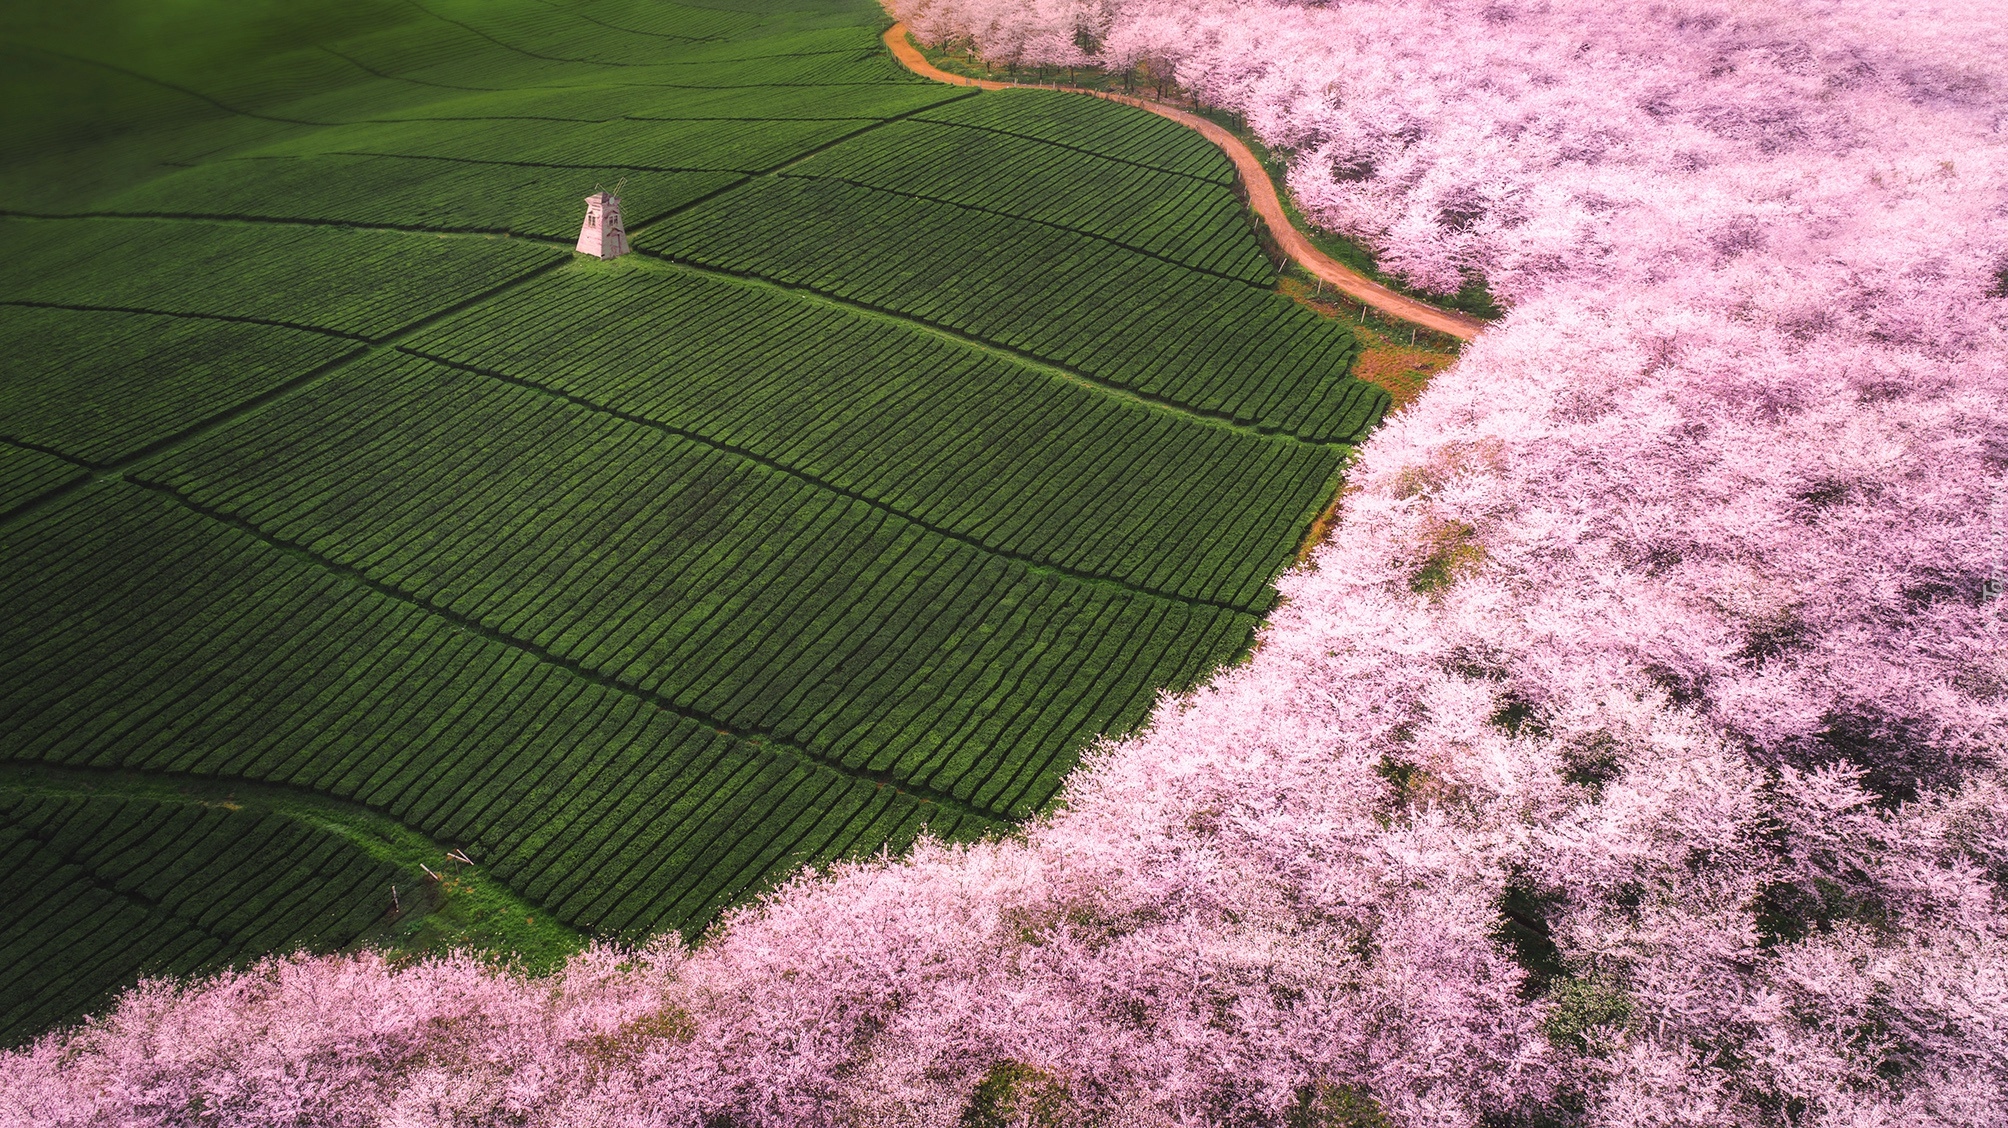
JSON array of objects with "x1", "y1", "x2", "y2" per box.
[
  {"x1": 0, "y1": 485, "x2": 988, "y2": 947},
  {"x1": 0, "y1": 442, "x2": 87, "y2": 517},
  {"x1": 406, "y1": 264, "x2": 1341, "y2": 608},
  {"x1": 248, "y1": 114, "x2": 884, "y2": 175},
  {"x1": 918, "y1": 89, "x2": 1236, "y2": 181},
  {"x1": 341, "y1": 24, "x2": 910, "y2": 87},
  {"x1": 0, "y1": 787, "x2": 407, "y2": 1046},
  {"x1": 0, "y1": 308, "x2": 364, "y2": 465},
  {"x1": 644, "y1": 177, "x2": 1384, "y2": 443},
  {"x1": 786, "y1": 119, "x2": 1275, "y2": 283},
  {"x1": 255, "y1": 28, "x2": 922, "y2": 119},
  {"x1": 82, "y1": 157, "x2": 745, "y2": 242},
  {"x1": 361, "y1": 82, "x2": 956, "y2": 124},
  {"x1": 0, "y1": 218, "x2": 564, "y2": 341},
  {"x1": 2, "y1": 4, "x2": 943, "y2": 214}
]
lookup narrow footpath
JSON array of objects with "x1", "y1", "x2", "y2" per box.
[{"x1": 883, "y1": 23, "x2": 1487, "y2": 342}]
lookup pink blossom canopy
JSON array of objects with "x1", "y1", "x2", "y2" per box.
[{"x1": 6, "y1": 0, "x2": 2006, "y2": 1124}]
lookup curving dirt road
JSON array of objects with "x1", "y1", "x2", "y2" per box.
[{"x1": 883, "y1": 23, "x2": 1487, "y2": 342}]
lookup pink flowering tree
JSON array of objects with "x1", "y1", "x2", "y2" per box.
[{"x1": 8, "y1": 0, "x2": 2008, "y2": 1124}]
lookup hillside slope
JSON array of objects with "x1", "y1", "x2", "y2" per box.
[{"x1": 0, "y1": 0, "x2": 1379, "y2": 1045}]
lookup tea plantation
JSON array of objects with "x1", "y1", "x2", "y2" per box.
[{"x1": 0, "y1": 0, "x2": 1381, "y2": 1044}]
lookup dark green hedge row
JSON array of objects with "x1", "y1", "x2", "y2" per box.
[
  {"x1": 642, "y1": 175, "x2": 1384, "y2": 443},
  {"x1": 787, "y1": 119, "x2": 1275, "y2": 283}
]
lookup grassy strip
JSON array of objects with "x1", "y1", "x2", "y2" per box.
[
  {"x1": 0, "y1": 762, "x2": 584, "y2": 973},
  {"x1": 1279, "y1": 275, "x2": 1461, "y2": 410}
]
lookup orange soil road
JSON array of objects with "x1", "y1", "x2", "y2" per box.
[{"x1": 883, "y1": 23, "x2": 1487, "y2": 342}]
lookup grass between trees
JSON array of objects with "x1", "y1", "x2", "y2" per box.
[
  {"x1": 0, "y1": 0, "x2": 1395, "y2": 1044},
  {"x1": 0, "y1": 763, "x2": 581, "y2": 1048}
]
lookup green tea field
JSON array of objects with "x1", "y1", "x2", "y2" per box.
[{"x1": 0, "y1": 0, "x2": 1381, "y2": 1045}]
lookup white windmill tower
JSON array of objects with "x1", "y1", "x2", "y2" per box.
[{"x1": 575, "y1": 180, "x2": 629, "y2": 259}]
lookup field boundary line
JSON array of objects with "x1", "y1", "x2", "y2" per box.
[
  {"x1": 125, "y1": 477, "x2": 1007, "y2": 825},
  {"x1": 592, "y1": 87, "x2": 976, "y2": 246},
  {"x1": 772, "y1": 170, "x2": 1273, "y2": 287},
  {"x1": 733, "y1": 88, "x2": 980, "y2": 181},
  {"x1": 881, "y1": 22, "x2": 1486, "y2": 341},
  {"x1": 0, "y1": 765, "x2": 468, "y2": 859},
  {"x1": 238, "y1": 151, "x2": 749, "y2": 174},
  {"x1": 637, "y1": 251, "x2": 1352, "y2": 446},
  {"x1": 340, "y1": 113, "x2": 891, "y2": 125},
  {"x1": 90, "y1": 346, "x2": 377, "y2": 472},
  {"x1": 0, "y1": 787, "x2": 244, "y2": 948},
  {"x1": 399, "y1": 0, "x2": 873, "y2": 69},
  {"x1": 0, "y1": 760, "x2": 585, "y2": 966},
  {"x1": 0, "y1": 209, "x2": 570, "y2": 244},
  {"x1": 0, "y1": 434, "x2": 94, "y2": 469},
  {"x1": 401, "y1": 347, "x2": 1266, "y2": 615},
  {"x1": 317, "y1": 44, "x2": 504, "y2": 92},
  {"x1": 0, "y1": 438, "x2": 99, "y2": 524},
  {"x1": 0, "y1": 92, "x2": 974, "y2": 529},
  {"x1": 897, "y1": 117, "x2": 1233, "y2": 186},
  {"x1": 212, "y1": 152, "x2": 745, "y2": 172},
  {"x1": 16, "y1": 44, "x2": 338, "y2": 128},
  {"x1": 0, "y1": 255, "x2": 565, "y2": 533},
  {"x1": 88, "y1": 256, "x2": 574, "y2": 474},
  {"x1": 401, "y1": 0, "x2": 657, "y2": 68},
  {"x1": 524, "y1": 0, "x2": 722, "y2": 43},
  {"x1": 628, "y1": 46, "x2": 916, "y2": 65},
  {"x1": 0, "y1": 300, "x2": 373, "y2": 342},
  {"x1": 524, "y1": 80, "x2": 929, "y2": 90}
]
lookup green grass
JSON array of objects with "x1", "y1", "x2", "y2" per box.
[
  {"x1": 0, "y1": 0, "x2": 1385, "y2": 1043},
  {"x1": 0, "y1": 762, "x2": 582, "y2": 1048}
]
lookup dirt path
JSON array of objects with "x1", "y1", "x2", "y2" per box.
[{"x1": 882, "y1": 23, "x2": 1487, "y2": 342}]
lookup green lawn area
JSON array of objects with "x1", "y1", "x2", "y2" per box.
[{"x1": 0, "y1": 0, "x2": 1380, "y2": 1045}]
